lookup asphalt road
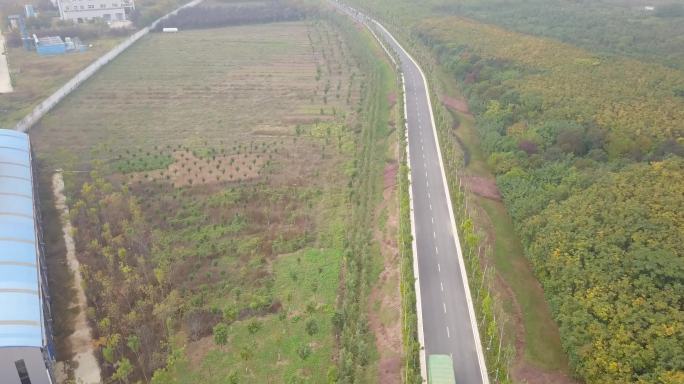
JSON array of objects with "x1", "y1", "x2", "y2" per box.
[{"x1": 333, "y1": 3, "x2": 488, "y2": 383}]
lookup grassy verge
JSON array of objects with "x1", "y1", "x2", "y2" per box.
[
  {"x1": 0, "y1": 0, "x2": 193, "y2": 129},
  {"x1": 0, "y1": 36, "x2": 125, "y2": 127},
  {"x1": 323, "y1": 11, "x2": 397, "y2": 382}
]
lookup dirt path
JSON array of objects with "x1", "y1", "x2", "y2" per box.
[
  {"x1": 367, "y1": 158, "x2": 403, "y2": 384},
  {"x1": 0, "y1": 30, "x2": 13, "y2": 93},
  {"x1": 52, "y1": 171, "x2": 101, "y2": 384}
]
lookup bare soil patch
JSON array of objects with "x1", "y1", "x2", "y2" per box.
[
  {"x1": 440, "y1": 94, "x2": 471, "y2": 115},
  {"x1": 461, "y1": 175, "x2": 502, "y2": 200},
  {"x1": 186, "y1": 335, "x2": 215, "y2": 366},
  {"x1": 368, "y1": 159, "x2": 402, "y2": 384},
  {"x1": 127, "y1": 150, "x2": 266, "y2": 187}
]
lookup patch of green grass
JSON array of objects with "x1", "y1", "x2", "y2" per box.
[
  {"x1": 113, "y1": 152, "x2": 174, "y2": 173},
  {"x1": 157, "y1": 249, "x2": 340, "y2": 383}
]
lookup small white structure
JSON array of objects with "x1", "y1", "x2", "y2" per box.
[
  {"x1": 162, "y1": 27, "x2": 178, "y2": 32},
  {"x1": 57, "y1": 0, "x2": 135, "y2": 23},
  {"x1": 644, "y1": 6, "x2": 655, "y2": 11}
]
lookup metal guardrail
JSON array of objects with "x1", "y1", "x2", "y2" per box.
[{"x1": 14, "y1": 0, "x2": 204, "y2": 133}]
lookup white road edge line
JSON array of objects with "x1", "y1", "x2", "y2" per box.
[
  {"x1": 403, "y1": 70, "x2": 427, "y2": 381},
  {"x1": 371, "y1": 14, "x2": 490, "y2": 384}
]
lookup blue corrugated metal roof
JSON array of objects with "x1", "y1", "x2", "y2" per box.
[{"x1": 0, "y1": 129, "x2": 44, "y2": 349}]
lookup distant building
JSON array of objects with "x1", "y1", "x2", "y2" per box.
[
  {"x1": 644, "y1": 6, "x2": 655, "y2": 11},
  {"x1": 0, "y1": 129, "x2": 55, "y2": 384},
  {"x1": 57, "y1": 0, "x2": 135, "y2": 23}
]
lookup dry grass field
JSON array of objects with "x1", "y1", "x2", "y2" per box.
[
  {"x1": 30, "y1": 19, "x2": 382, "y2": 383},
  {"x1": 33, "y1": 22, "x2": 361, "y2": 157},
  {"x1": 0, "y1": 36, "x2": 125, "y2": 127}
]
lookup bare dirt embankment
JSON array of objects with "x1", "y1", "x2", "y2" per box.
[
  {"x1": 52, "y1": 171, "x2": 101, "y2": 384},
  {"x1": 368, "y1": 152, "x2": 403, "y2": 383}
]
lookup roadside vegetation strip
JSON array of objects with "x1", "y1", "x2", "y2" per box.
[
  {"x1": 13, "y1": 0, "x2": 203, "y2": 133},
  {"x1": 371, "y1": 14, "x2": 425, "y2": 384},
  {"x1": 323, "y1": 11, "x2": 396, "y2": 382},
  {"x1": 333, "y1": 5, "x2": 425, "y2": 381},
  {"x1": 331, "y1": 6, "x2": 426, "y2": 383}
]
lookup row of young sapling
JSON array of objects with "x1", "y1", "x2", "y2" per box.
[{"x1": 308, "y1": 22, "x2": 361, "y2": 106}]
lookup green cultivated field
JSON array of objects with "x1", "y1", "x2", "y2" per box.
[{"x1": 31, "y1": 18, "x2": 391, "y2": 383}]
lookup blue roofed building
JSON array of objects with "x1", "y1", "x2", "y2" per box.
[{"x1": 0, "y1": 129, "x2": 54, "y2": 384}]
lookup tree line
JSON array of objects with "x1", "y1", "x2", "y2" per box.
[{"x1": 154, "y1": 0, "x2": 315, "y2": 31}]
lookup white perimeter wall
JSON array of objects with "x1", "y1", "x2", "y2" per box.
[{"x1": 0, "y1": 31, "x2": 13, "y2": 93}]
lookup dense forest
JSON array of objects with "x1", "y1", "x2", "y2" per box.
[
  {"x1": 435, "y1": 0, "x2": 684, "y2": 70},
  {"x1": 417, "y1": 15, "x2": 683, "y2": 383}
]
